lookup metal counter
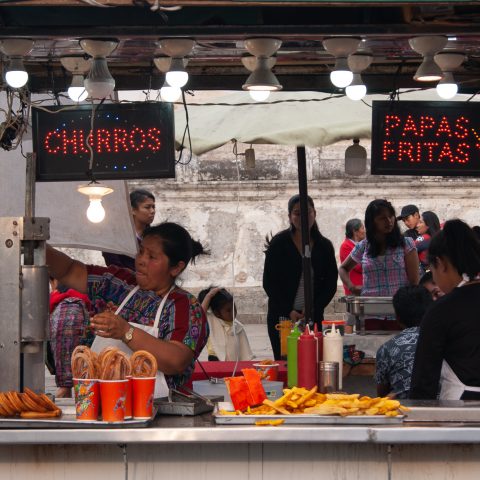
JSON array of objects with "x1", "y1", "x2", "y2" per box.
[{"x1": 2, "y1": 403, "x2": 480, "y2": 445}]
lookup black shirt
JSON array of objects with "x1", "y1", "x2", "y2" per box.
[
  {"x1": 403, "y1": 228, "x2": 418, "y2": 241},
  {"x1": 410, "y1": 283, "x2": 480, "y2": 399}
]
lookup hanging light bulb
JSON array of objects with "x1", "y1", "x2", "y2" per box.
[
  {"x1": 157, "y1": 38, "x2": 195, "y2": 89},
  {"x1": 345, "y1": 53, "x2": 372, "y2": 101},
  {"x1": 77, "y1": 183, "x2": 113, "y2": 224},
  {"x1": 409, "y1": 36, "x2": 447, "y2": 82},
  {"x1": 0, "y1": 39, "x2": 34, "y2": 89},
  {"x1": 323, "y1": 37, "x2": 361, "y2": 89},
  {"x1": 79, "y1": 39, "x2": 118, "y2": 99},
  {"x1": 160, "y1": 79, "x2": 182, "y2": 102},
  {"x1": 346, "y1": 74, "x2": 366, "y2": 101},
  {"x1": 68, "y1": 74, "x2": 88, "y2": 102},
  {"x1": 249, "y1": 90, "x2": 270, "y2": 101},
  {"x1": 436, "y1": 72, "x2": 458, "y2": 99}
]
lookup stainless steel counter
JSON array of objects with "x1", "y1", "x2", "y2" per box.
[{"x1": 2, "y1": 405, "x2": 480, "y2": 445}]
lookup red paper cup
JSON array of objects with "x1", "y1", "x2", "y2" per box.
[
  {"x1": 132, "y1": 377, "x2": 156, "y2": 419},
  {"x1": 99, "y1": 379, "x2": 128, "y2": 422},
  {"x1": 73, "y1": 378, "x2": 100, "y2": 421},
  {"x1": 253, "y1": 363, "x2": 280, "y2": 381},
  {"x1": 124, "y1": 376, "x2": 133, "y2": 420}
]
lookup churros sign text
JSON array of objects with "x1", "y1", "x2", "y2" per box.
[{"x1": 371, "y1": 101, "x2": 480, "y2": 176}]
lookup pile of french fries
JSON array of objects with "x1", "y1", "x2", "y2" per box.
[
  {"x1": 220, "y1": 386, "x2": 408, "y2": 417},
  {"x1": 0, "y1": 388, "x2": 61, "y2": 419}
]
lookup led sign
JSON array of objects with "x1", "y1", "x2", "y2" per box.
[
  {"x1": 371, "y1": 101, "x2": 480, "y2": 176},
  {"x1": 32, "y1": 102, "x2": 175, "y2": 181}
]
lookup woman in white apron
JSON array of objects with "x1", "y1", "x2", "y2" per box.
[
  {"x1": 47, "y1": 222, "x2": 209, "y2": 395},
  {"x1": 410, "y1": 219, "x2": 480, "y2": 400}
]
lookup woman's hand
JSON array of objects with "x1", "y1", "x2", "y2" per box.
[
  {"x1": 350, "y1": 285, "x2": 362, "y2": 295},
  {"x1": 90, "y1": 311, "x2": 129, "y2": 340}
]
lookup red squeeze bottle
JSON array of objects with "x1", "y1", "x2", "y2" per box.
[
  {"x1": 313, "y1": 323, "x2": 324, "y2": 363},
  {"x1": 297, "y1": 325, "x2": 318, "y2": 389}
]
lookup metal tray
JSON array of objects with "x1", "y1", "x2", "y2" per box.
[
  {"x1": 214, "y1": 402, "x2": 404, "y2": 425},
  {"x1": 340, "y1": 296, "x2": 395, "y2": 316},
  {"x1": 402, "y1": 400, "x2": 480, "y2": 423},
  {"x1": 0, "y1": 402, "x2": 157, "y2": 429}
]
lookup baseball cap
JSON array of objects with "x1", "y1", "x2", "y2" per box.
[{"x1": 397, "y1": 204, "x2": 419, "y2": 220}]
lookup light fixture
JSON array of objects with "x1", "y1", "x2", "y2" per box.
[
  {"x1": 80, "y1": 39, "x2": 118, "y2": 99},
  {"x1": 154, "y1": 56, "x2": 186, "y2": 102},
  {"x1": 0, "y1": 38, "x2": 34, "y2": 88},
  {"x1": 345, "y1": 138, "x2": 367, "y2": 176},
  {"x1": 241, "y1": 55, "x2": 276, "y2": 101},
  {"x1": 60, "y1": 56, "x2": 91, "y2": 102},
  {"x1": 323, "y1": 37, "x2": 361, "y2": 88},
  {"x1": 157, "y1": 38, "x2": 195, "y2": 88},
  {"x1": 77, "y1": 183, "x2": 113, "y2": 224},
  {"x1": 434, "y1": 52, "x2": 465, "y2": 100},
  {"x1": 409, "y1": 36, "x2": 447, "y2": 82},
  {"x1": 346, "y1": 53, "x2": 372, "y2": 101},
  {"x1": 242, "y1": 38, "x2": 283, "y2": 92}
]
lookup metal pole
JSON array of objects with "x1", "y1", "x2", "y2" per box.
[
  {"x1": 296, "y1": 146, "x2": 313, "y2": 328},
  {"x1": 24, "y1": 152, "x2": 36, "y2": 265}
]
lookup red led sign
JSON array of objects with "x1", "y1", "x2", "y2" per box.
[
  {"x1": 371, "y1": 101, "x2": 480, "y2": 176},
  {"x1": 32, "y1": 102, "x2": 175, "y2": 181}
]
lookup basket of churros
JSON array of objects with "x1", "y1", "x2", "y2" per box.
[{"x1": 71, "y1": 346, "x2": 158, "y2": 422}]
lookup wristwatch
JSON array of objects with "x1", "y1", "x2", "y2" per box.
[{"x1": 123, "y1": 326, "x2": 135, "y2": 344}]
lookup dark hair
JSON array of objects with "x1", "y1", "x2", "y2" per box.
[
  {"x1": 472, "y1": 226, "x2": 480, "y2": 241},
  {"x1": 287, "y1": 194, "x2": 324, "y2": 244},
  {"x1": 419, "y1": 270, "x2": 433, "y2": 285},
  {"x1": 421, "y1": 211, "x2": 441, "y2": 237},
  {"x1": 130, "y1": 189, "x2": 155, "y2": 209},
  {"x1": 365, "y1": 199, "x2": 404, "y2": 257},
  {"x1": 198, "y1": 286, "x2": 233, "y2": 313},
  {"x1": 392, "y1": 285, "x2": 433, "y2": 328},
  {"x1": 428, "y1": 219, "x2": 480, "y2": 278},
  {"x1": 143, "y1": 222, "x2": 208, "y2": 269},
  {"x1": 345, "y1": 218, "x2": 362, "y2": 239}
]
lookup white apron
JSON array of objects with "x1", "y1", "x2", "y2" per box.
[
  {"x1": 439, "y1": 361, "x2": 480, "y2": 400},
  {"x1": 91, "y1": 285, "x2": 173, "y2": 398},
  {"x1": 438, "y1": 275, "x2": 480, "y2": 400}
]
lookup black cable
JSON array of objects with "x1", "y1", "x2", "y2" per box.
[{"x1": 176, "y1": 89, "x2": 192, "y2": 166}]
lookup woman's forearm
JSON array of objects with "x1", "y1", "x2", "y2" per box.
[{"x1": 46, "y1": 245, "x2": 88, "y2": 293}]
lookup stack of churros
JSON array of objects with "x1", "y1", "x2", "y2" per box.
[
  {"x1": 71, "y1": 345, "x2": 99, "y2": 379},
  {"x1": 0, "y1": 388, "x2": 61, "y2": 419},
  {"x1": 130, "y1": 350, "x2": 158, "y2": 377},
  {"x1": 99, "y1": 348, "x2": 131, "y2": 380}
]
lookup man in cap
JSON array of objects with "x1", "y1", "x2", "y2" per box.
[{"x1": 397, "y1": 204, "x2": 420, "y2": 240}]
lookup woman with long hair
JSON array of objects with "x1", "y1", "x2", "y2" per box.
[
  {"x1": 339, "y1": 199, "x2": 419, "y2": 329},
  {"x1": 263, "y1": 194, "x2": 338, "y2": 359},
  {"x1": 414, "y1": 210, "x2": 441, "y2": 274},
  {"x1": 410, "y1": 219, "x2": 480, "y2": 400}
]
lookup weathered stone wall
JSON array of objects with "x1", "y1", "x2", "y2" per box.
[{"x1": 70, "y1": 140, "x2": 480, "y2": 323}]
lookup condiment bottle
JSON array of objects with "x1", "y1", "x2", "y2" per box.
[
  {"x1": 323, "y1": 323, "x2": 343, "y2": 389},
  {"x1": 297, "y1": 325, "x2": 317, "y2": 389},
  {"x1": 313, "y1": 323, "x2": 323, "y2": 364},
  {"x1": 287, "y1": 324, "x2": 301, "y2": 388}
]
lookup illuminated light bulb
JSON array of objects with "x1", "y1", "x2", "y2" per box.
[
  {"x1": 330, "y1": 58, "x2": 353, "y2": 88},
  {"x1": 160, "y1": 81, "x2": 182, "y2": 102},
  {"x1": 5, "y1": 58, "x2": 28, "y2": 88},
  {"x1": 249, "y1": 89, "x2": 270, "y2": 101},
  {"x1": 166, "y1": 58, "x2": 188, "y2": 88},
  {"x1": 86, "y1": 198, "x2": 105, "y2": 223},
  {"x1": 346, "y1": 84, "x2": 366, "y2": 101},
  {"x1": 68, "y1": 74, "x2": 88, "y2": 102},
  {"x1": 77, "y1": 183, "x2": 113, "y2": 224},
  {"x1": 436, "y1": 81, "x2": 458, "y2": 100}
]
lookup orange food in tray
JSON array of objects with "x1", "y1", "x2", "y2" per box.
[{"x1": 0, "y1": 388, "x2": 61, "y2": 419}]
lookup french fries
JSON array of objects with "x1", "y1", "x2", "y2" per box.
[
  {"x1": 0, "y1": 389, "x2": 61, "y2": 419},
  {"x1": 219, "y1": 387, "x2": 409, "y2": 417}
]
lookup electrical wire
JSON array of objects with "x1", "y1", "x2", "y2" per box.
[{"x1": 176, "y1": 89, "x2": 193, "y2": 165}]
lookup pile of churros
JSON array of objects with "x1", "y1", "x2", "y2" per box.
[
  {"x1": 71, "y1": 346, "x2": 157, "y2": 380},
  {"x1": 220, "y1": 386, "x2": 409, "y2": 418},
  {"x1": 0, "y1": 388, "x2": 61, "y2": 419}
]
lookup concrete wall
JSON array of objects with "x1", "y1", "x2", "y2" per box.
[{"x1": 69, "y1": 140, "x2": 480, "y2": 323}]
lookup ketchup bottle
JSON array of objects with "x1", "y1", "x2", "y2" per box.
[
  {"x1": 313, "y1": 323, "x2": 323, "y2": 364},
  {"x1": 297, "y1": 325, "x2": 317, "y2": 389}
]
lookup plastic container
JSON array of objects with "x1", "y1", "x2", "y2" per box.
[
  {"x1": 297, "y1": 326, "x2": 317, "y2": 390},
  {"x1": 322, "y1": 319, "x2": 346, "y2": 336},
  {"x1": 253, "y1": 362, "x2": 280, "y2": 381},
  {"x1": 323, "y1": 323, "x2": 344, "y2": 389},
  {"x1": 287, "y1": 325, "x2": 302, "y2": 388}
]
